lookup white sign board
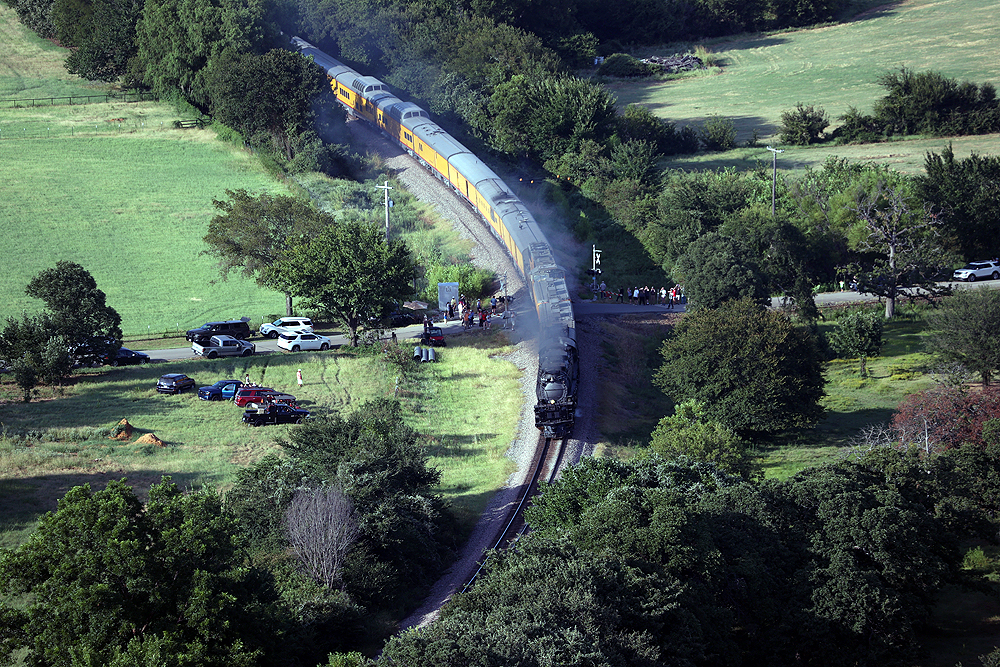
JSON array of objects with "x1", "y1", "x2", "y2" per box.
[{"x1": 437, "y1": 282, "x2": 459, "y2": 311}]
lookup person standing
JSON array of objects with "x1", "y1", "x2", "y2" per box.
[{"x1": 296, "y1": 369, "x2": 303, "y2": 387}]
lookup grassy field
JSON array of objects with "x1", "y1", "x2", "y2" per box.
[
  {"x1": 0, "y1": 4, "x2": 291, "y2": 336},
  {"x1": 0, "y1": 330, "x2": 522, "y2": 549},
  {"x1": 606, "y1": 0, "x2": 1000, "y2": 175}
]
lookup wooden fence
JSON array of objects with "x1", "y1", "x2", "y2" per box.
[{"x1": 0, "y1": 91, "x2": 157, "y2": 109}]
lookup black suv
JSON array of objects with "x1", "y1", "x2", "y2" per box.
[
  {"x1": 185, "y1": 319, "x2": 253, "y2": 344},
  {"x1": 157, "y1": 373, "x2": 196, "y2": 394}
]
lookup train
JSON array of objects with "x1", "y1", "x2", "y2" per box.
[{"x1": 290, "y1": 36, "x2": 579, "y2": 438}]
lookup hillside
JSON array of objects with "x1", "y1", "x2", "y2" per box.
[{"x1": 607, "y1": 0, "x2": 1000, "y2": 174}]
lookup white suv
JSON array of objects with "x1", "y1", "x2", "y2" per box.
[
  {"x1": 277, "y1": 332, "x2": 332, "y2": 352},
  {"x1": 260, "y1": 317, "x2": 314, "y2": 338},
  {"x1": 953, "y1": 260, "x2": 1000, "y2": 282}
]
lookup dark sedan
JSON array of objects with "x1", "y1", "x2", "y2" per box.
[
  {"x1": 156, "y1": 373, "x2": 196, "y2": 394},
  {"x1": 242, "y1": 404, "x2": 310, "y2": 426},
  {"x1": 107, "y1": 348, "x2": 150, "y2": 366}
]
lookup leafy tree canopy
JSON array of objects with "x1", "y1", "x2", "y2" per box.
[
  {"x1": 270, "y1": 217, "x2": 414, "y2": 346},
  {"x1": 648, "y1": 399, "x2": 756, "y2": 479},
  {"x1": 918, "y1": 144, "x2": 1000, "y2": 261},
  {"x1": 23, "y1": 261, "x2": 122, "y2": 366},
  {"x1": 203, "y1": 188, "x2": 337, "y2": 316},
  {"x1": 828, "y1": 308, "x2": 883, "y2": 376},
  {"x1": 0, "y1": 478, "x2": 282, "y2": 667},
  {"x1": 673, "y1": 230, "x2": 771, "y2": 310},
  {"x1": 924, "y1": 287, "x2": 1000, "y2": 386},
  {"x1": 654, "y1": 297, "x2": 825, "y2": 436}
]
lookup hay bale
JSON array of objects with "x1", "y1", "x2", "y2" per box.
[
  {"x1": 109, "y1": 418, "x2": 133, "y2": 441},
  {"x1": 134, "y1": 433, "x2": 165, "y2": 447}
]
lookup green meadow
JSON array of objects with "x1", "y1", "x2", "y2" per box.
[
  {"x1": 607, "y1": 0, "x2": 1000, "y2": 174},
  {"x1": 0, "y1": 332, "x2": 522, "y2": 549}
]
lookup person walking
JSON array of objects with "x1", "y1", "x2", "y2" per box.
[{"x1": 296, "y1": 369, "x2": 303, "y2": 387}]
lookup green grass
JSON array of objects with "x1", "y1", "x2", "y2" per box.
[
  {"x1": 758, "y1": 309, "x2": 937, "y2": 478},
  {"x1": 0, "y1": 331, "x2": 522, "y2": 549},
  {"x1": 0, "y1": 4, "x2": 103, "y2": 100},
  {"x1": 0, "y1": 118, "x2": 291, "y2": 336},
  {"x1": 605, "y1": 0, "x2": 1000, "y2": 175}
]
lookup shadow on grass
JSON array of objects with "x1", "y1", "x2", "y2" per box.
[
  {"x1": 427, "y1": 433, "x2": 501, "y2": 459},
  {"x1": 0, "y1": 468, "x2": 207, "y2": 548}
]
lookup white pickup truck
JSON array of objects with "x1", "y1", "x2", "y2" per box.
[{"x1": 192, "y1": 335, "x2": 255, "y2": 359}]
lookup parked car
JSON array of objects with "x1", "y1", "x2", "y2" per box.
[
  {"x1": 106, "y1": 347, "x2": 149, "y2": 366},
  {"x1": 421, "y1": 326, "x2": 446, "y2": 347},
  {"x1": 260, "y1": 317, "x2": 314, "y2": 338},
  {"x1": 198, "y1": 379, "x2": 244, "y2": 401},
  {"x1": 242, "y1": 404, "x2": 310, "y2": 426},
  {"x1": 156, "y1": 373, "x2": 195, "y2": 394},
  {"x1": 277, "y1": 332, "x2": 331, "y2": 352},
  {"x1": 244, "y1": 391, "x2": 297, "y2": 409},
  {"x1": 953, "y1": 260, "x2": 1000, "y2": 282},
  {"x1": 185, "y1": 319, "x2": 253, "y2": 344},
  {"x1": 234, "y1": 386, "x2": 278, "y2": 407},
  {"x1": 71, "y1": 336, "x2": 121, "y2": 367},
  {"x1": 192, "y1": 335, "x2": 255, "y2": 359}
]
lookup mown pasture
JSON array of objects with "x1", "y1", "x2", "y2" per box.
[
  {"x1": 606, "y1": 0, "x2": 1000, "y2": 174},
  {"x1": 0, "y1": 332, "x2": 522, "y2": 549}
]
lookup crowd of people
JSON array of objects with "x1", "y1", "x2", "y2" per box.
[
  {"x1": 593, "y1": 282, "x2": 685, "y2": 308},
  {"x1": 433, "y1": 294, "x2": 511, "y2": 331}
]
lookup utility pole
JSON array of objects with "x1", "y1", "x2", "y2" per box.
[
  {"x1": 766, "y1": 146, "x2": 784, "y2": 217},
  {"x1": 375, "y1": 181, "x2": 393, "y2": 242}
]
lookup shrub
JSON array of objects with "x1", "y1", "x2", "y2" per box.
[
  {"x1": 698, "y1": 114, "x2": 737, "y2": 151},
  {"x1": 828, "y1": 310, "x2": 883, "y2": 377},
  {"x1": 834, "y1": 106, "x2": 884, "y2": 144},
  {"x1": 779, "y1": 103, "x2": 829, "y2": 145},
  {"x1": 892, "y1": 387, "x2": 1000, "y2": 451},
  {"x1": 596, "y1": 53, "x2": 658, "y2": 78},
  {"x1": 422, "y1": 264, "x2": 495, "y2": 302}
]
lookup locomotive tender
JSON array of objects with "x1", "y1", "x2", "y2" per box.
[{"x1": 291, "y1": 37, "x2": 579, "y2": 437}]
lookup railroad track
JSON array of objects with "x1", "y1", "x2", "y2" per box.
[{"x1": 461, "y1": 434, "x2": 568, "y2": 593}]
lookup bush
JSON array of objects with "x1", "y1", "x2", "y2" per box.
[
  {"x1": 779, "y1": 103, "x2": 829, "y2": 145},
  {"x1": 834, "y1": 106, "x2": 885, "y2": 144},
  {"x1": 422, "y1": 264, "x2": 495, "y2": 302},
  {"x1": 596, "y1": 53, "x2": 658, "y2": 78},
  {"x1": 892, "y1": 387, "x2": 1000, "y2": 451},
  {"x1": 698, "y1": 114, "x2": 737, "y2": 151}
]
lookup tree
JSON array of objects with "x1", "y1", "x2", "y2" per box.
[
  {"x1": 380, "y1": 537, "x2": 704, "y2": 667},
  {"x1": 654, "y1": 297, "x2": 825, "y2": 436},
  {"x1": 10, "y1": 355, "x2": 37, "y2": 403},
  {"x1": 0, "y1": 478, "x2": 282, "y2": 667},
  {"x1": 271, "y1": 218, "x2": 414, "y2": 346},
  {"x1": 207, "y1": 49, "x2": 333, "y2": 160},
  {"x1": 135, "y1": 0, "x2": 269, "y2": 107},
  {"x1": 25, "y1": 261, "x2": 122, "y2": 366},
  {"x1": 672, "y1": 231, "x2": 771, "y2": 310},
  {"x1": 648, "y1": 399, "x2": 756, "y2": 478},
  {"x1": 488, "y1": 73, "x2": 617, "y2": 163},
  {"x1": 918, "y1": 145, "x2": 1000, "y2": 260},
  {"x1": 64, "y1": 0, "x2": 143, "y2": 81},
  {"x1": 892, "y1": 387, "x2": 1000, "y2": 451},
  {"x1": 924, "y1": 287, "x2": 1000, "y2": 386},
  {"x1": 828, "y1": 309, "x2": 883, "y2": 376},
  {"x1": 286, "y1": 486, "x2": 359, "y2": 588},
  {"x1": 848, "y1": 178, "x2": 953, "y2": 319},
  {"x1": 203, "y1": 189, "x2": 336, "y2": 316},
  {"x1": 779, "y1": 103, "x2": 829, "y2": 145},
  {"x1": 698, "y1": 114, "x2": 737, "y2": 151}
]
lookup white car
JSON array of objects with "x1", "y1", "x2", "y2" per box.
[
  {"x1": 260, "y1": 317, "x2": 314, "y2": 338},
  {"x1": 953, "y1": 261, "x2": 1000, "y2": 282},
  {"x1": 277, "y1": 332, "x2": 332, "y2": 352}
]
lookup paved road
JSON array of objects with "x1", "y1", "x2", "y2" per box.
[{"x1": 137, "y1": 280, "x2": 1000, "y2": 362}]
